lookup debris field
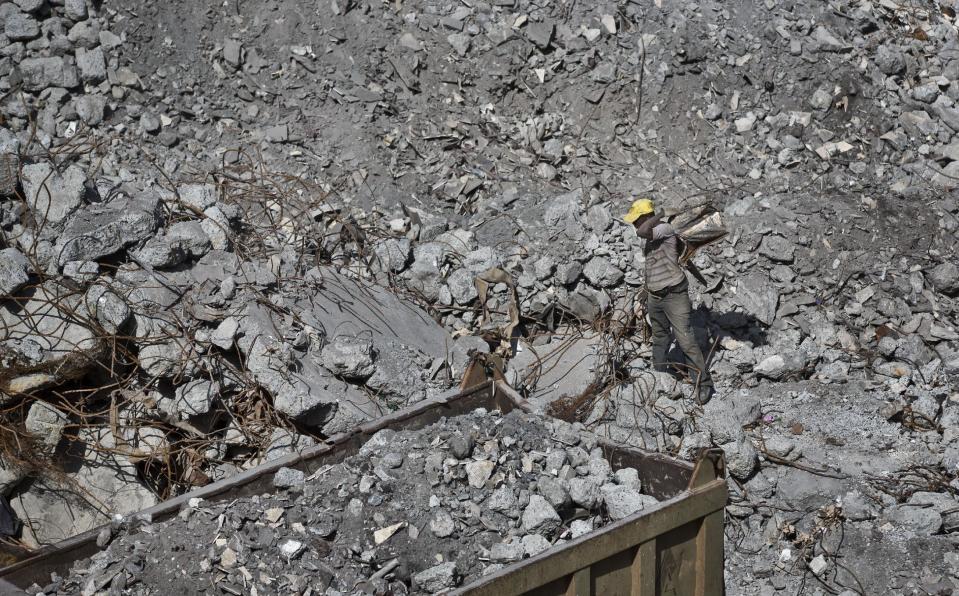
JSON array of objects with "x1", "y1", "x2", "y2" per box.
[{"x1": 0, "y1": 0, "x2": 957, "y2": 593}]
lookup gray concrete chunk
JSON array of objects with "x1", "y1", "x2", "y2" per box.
[
  {"x1": 373, "y1": 237, "x2": 412, "y2": 273},
  {"x1": 54, "y1": 195, "x2": 161, "y2": 266},
  {"x1": 875, "y1": 43, "x2": 906, "y2": 75},
  {"x1": 430, "y1": 509, "x2": 455, "y2": 538},
  {"x1": 75, "y1": 46, "x2": 107, "y2": 83},
  {"x1": 569, "y1": 476, "x2": 601, "y2": 509},
  {"x1": 178, "y1": 183, "x2": 218, "y2": 211},
  {"x1": 882, "y1": 504, "x2": 942, "y2": 536},
  {"x1": 413, "y1": 561, "x2": 457, "y2": 593},
  {"x1": 64, "y1": 0, "x2": 89, "y2": 20},
  {"x1": 166, "y1": 220, "x2": 212, "y2": 259},
  {"x1": 489, "y1": 540, "x2": 524, "y2": 563},
  {"x1": 84, "y1": 285, "x2": 131, "y2": 334},
  {"x1": 320, "y1": 336, "x2": 376, "y2": 380},
  {"x1": 721, "y1": 437, "x2": 758, "y2": 480},
  {"x1": 75, "y1": 95, "x2": 107, "y2": 125},
  {"x1": 25, "y1": 401, "x2": 68, "y2": 451},
  {"x1": 526, "y1": 22, "x2": 554, "y2": 49},
  {"x1": 734, "y1": 272, "x2": 780, "y2": 325},
  {"x1": 272, "y1": 467, "x2": 306, "y2": 489},
  {"x1": 536, "y1": 475, "x2": 571, "y2": 510},
  {"x1": 600, "y1": 484, "x2": 656, "y2": 520},
  {"x1": 486, "y1": 485, "x2": 517, "y2": 512},
  {"x1": 223, "y1": 39, "x2": 243, "y2": 68},
  {"x1": 13, "y1": 0, "x2": 46, "y2": 13},
  {"x1": 18, "y1": 57, "x2": 80, "y2": 91},
  {"x1": 5, "y1": 12, "x2": 40, "y2": 41},
  {"x1": 21, "y1": 163, "x2": 86, "y2": 224},
  {"x1": 174, "y1": 378, "x2": 219, "y2": 419},
  {"x1": 0, "y1": 248, "x2": 31, "y2": 296},
  {"x1": 583, "y1": 256, "x2": 623, "y2": 288},
  {"x1": 522, "y1": 494, "x2": 561, "y2": 535},
  {"x1": 928, "y1": 262, "x2": 959, "y2": 296}
]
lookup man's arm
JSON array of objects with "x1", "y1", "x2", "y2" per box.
[
  {"x1": 636, "y1": 216, "x2": 676, "y2": 240},
  {"x1": 635, "y1": 215, "x2": 660, "y2": 239}
]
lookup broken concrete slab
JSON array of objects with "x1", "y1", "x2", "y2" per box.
[
  {"x1": 297, "y1": 266, "x2": 452, "y2": 360},
  {"x1": 53, "y1": 194, "x2": 161, "y2": 266},
  {"x1": 514, "y1": 332, "x2": 601, "y2": 411},
  {"x1": 237, "y1": 302, "x2": 365, "y2": 429},
  {"x1": 11, "y1": 426, "x2": 158, "y2": 546}
]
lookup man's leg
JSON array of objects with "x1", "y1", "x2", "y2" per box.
[
  {"x1": 662, "y1": 286, "x2": 713, "y2": 391},
  {"x1": 647, "y1": 294, "x2": 672, "y2": 373}
]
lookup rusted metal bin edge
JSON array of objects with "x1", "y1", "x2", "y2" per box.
[
  {"x1": 0, "y1": 380, "x2": 712, "y2": 592},
  {"x1": 453, "y1": 479, "x2": 727, "y2": 596}
]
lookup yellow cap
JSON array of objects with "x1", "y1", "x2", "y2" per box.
[{"x1": 623, "y1": 198, "x2": 654, "y2": 223}]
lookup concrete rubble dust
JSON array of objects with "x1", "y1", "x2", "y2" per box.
[{"x1": 0, "y1": 0, "x2": 956, "y2": 593}]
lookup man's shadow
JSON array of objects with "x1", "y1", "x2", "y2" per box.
[{"x1": 662, "y1": 306, "x2": 768, "y2": 373}]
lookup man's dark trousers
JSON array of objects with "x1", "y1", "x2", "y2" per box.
[{"x1": 647, "y1": 279, "x2": 713, "y2": 390}]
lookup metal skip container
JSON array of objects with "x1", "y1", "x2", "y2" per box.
[{"x1": 0, "y1": 380, "x2": 727, "y2": 596}]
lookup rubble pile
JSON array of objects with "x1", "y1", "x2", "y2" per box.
[
  {"x1": 35, "y1": 410, "x2": 659, "y2": 595},
  {"x1": 0, "y1": 0, "x2": 476, "y2": 548},
  {"x1": 0, "y1": 0, "x2": 957, "y2": 592}
]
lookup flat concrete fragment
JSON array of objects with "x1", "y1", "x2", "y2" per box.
[
  {"x1": 298, "y1": 266, "x2": 451, "y2": 360},
  {"x1": 11, "y1": 427, "x2": 158, "y2": 546},
  {"x1": 512, "y1": 332, "x2": 601, "y2": 411}
]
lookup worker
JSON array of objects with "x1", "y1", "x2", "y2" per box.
[{"x1": 624, "y1": 198, "x2": 714, "y2": 404}]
